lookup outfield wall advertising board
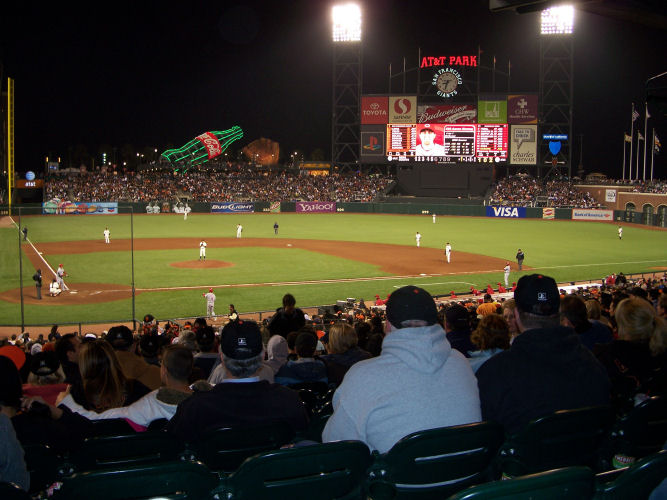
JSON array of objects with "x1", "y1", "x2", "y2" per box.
[
  {"x1": 42, "y1": 201, "x2": 118, "y2": 215},
  {"x1": 486, "y1": 206, "x2": 527, "y2": 218},
  {"x1": 572, "y1": 209, "x2": 614, "y2": 221},
  {"x1": 210, "y1": 203, "x2": 255, "y2": 213},
  {"x1": 296, "y1": 202, "x2": 336, "y2": 213}
]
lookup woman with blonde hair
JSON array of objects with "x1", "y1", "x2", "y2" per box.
[
  {"x1": 320, "y1": 322, "x2": 371, "y2": 385},
  {"x1": 594, "y1": 296, "x2": 667, "y2": 413}
]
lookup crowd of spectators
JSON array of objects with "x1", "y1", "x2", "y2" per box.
[
  {"x1": 45, "y1": 164, "x2": 394, "y2": 204},
  {"x1": 1, "y1": 275, "x2": 666, "y2": 494},
  {"x1": 489, "y1": 175, "x2": 599, "y2": 208}
]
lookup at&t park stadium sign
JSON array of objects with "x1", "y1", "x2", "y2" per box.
[{"x1": 420, "y1": 55, "x2": 478, "y2": 68}]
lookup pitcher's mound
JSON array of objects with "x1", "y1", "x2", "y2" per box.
[{"x1": 170, "y1": 260, "x2": 233, "y2": 269}]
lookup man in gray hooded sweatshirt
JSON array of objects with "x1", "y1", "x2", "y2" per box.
[{"x1": 322, "y1": 285, "x2": 481, "y2": 453}]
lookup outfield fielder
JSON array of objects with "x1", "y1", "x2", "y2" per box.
[
  {"x1": 618, "y1": 226, "x2": 623, "y2": 240},
  {"x1": 432, "y1": 213, "x2": 436, "y2": 223},
  {"x1": 445, "y1": 242, "x2": 451, "y2": 263},
  {"x1": 103, "y1": 227, "x2": 110, "y2": 244},
  {"x1": 199, "y1": 240, "x2": 207, "y2": 261},
  {"x1": 203, "y1": 288, "x2": 216, "y2": 318},
  {"x1": 236, "y1": 224, "x2": 243, "y2": 238},
  {"x1": 415, "y1": 232, "x2": 421, "y2": 248}
]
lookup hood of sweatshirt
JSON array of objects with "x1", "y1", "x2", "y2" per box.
[{"x1": 380, "y1": 323, "x2": 451, "y2": 374}]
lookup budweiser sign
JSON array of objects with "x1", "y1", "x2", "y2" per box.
[
  {"x1": 196, "y1": 132, "x2": 222, "y2": 159},
  {"x1": 417, "y1": 104, "x2": 477, "y2": 124}
]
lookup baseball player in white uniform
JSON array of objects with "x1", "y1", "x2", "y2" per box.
[
  {"x1": 432, "y1": 213, "x2": 436, "y2": 223},
  {"x1": 199, "y1": 240, "x2": 207, "y2": 261},
  {"x1": 236, "y1": 224, "x2": 243, "y2": 238},
  {"x1": 56, "y1": 264, "x2": 67, "y2": 290},
  {"x1": 618, "y1": 226, "x2": 623, "y2": 240},
  {"x1": 415, "y1": 232, "x2": 421, "y2": 248},
  {"x1": 183, "y1": 204, "x2": 190, "y2": 220},
  {"x1": 445, "y1": 242, "x2": 452, "y2": 263},
  {"x1": 203, "y1": 288, "x2": 216, "y2": 318},
  {"x1": 503, "y1": 262, "x2": 511, "y2": 288},
  {"x1": 103, "y1": 227, "x2": 110, "y2": 244}
]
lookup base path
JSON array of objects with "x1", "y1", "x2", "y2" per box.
[{"x1": 0, "y1": 238, "x2": 514, "y2": 306}]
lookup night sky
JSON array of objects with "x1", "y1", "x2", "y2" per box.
[{"x1": 1, "y1": 1, "x2": 664, "y2": 178}]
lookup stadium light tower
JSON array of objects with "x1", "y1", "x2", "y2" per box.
[
  {"x1": 331, "y1": 3, "x2": 362, "y2": 172},
  {"x1": 539, "y1": 4, "x2": 574, "y2": 179}
]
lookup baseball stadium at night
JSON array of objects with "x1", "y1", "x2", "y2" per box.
[{"x1": 1, "y1": 1, "x2": 666, "y2": 497}]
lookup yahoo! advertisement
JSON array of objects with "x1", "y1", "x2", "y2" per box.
[
  {"x1": 211, "y1": 202, "x2": 254, "y2": 213},
  {"x1": 296, "y1": 202, "x2": 336, "y2": 213}
]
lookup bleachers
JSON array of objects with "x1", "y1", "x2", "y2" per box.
[{"x1": 20, "y1": 403, "x2": 667, "y2": 499}]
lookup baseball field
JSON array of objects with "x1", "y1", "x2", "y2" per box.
[{"x1": 1, "y1": 212, "x2": 666, "y2": 328}]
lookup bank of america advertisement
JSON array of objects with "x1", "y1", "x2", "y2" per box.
[{"x1": 509, "y1": 125, "x2": 537, "y2": 165}]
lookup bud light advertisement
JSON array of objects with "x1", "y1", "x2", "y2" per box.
[
  {"x1": 296, "y1": 202, "x2": 336, "y2": 213},
  {"x1": 486, "y1": 206, "x2": 526, "y2": 218},
  {"x1": 210, "y1": 202, "x2": 255, "y2": 213}
]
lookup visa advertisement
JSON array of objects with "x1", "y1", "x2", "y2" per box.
[
  {"x1": 42, "y1": 200, "x2": 118, "y2": 215},
  {"x1": 211, "y1": 202, "x2": 255, "y2": 213},
  {"x1": 486, "y1": 206, "x2": 527, "y2": 218}
]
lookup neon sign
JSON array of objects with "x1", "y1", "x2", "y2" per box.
[{"x1": 420, "y1": 55, "x2": 477, "y2": 68}]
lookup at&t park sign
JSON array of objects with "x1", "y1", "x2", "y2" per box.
[{"x1": 420, "y1": 55, "x2": 478, "y2": 68}]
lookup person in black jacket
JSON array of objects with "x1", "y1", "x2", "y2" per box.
[
  {"x1": 476, "y1": 274, "x2": 610, "y2": 435},
  {"x1": 32, "y1": 269, "x2": 42, "y2": 300},
  {"x1": 267, "y1": 293, "x2": 305, "y2": 338}
]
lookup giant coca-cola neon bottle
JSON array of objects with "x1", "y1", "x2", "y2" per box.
[{"x1": 161, "y1": 126, "x2": 243, "y2": 169}]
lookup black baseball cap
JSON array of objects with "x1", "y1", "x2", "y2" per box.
[
  {"x1": 444, "y1": 303, "x2": 470, "y2": 329},
  {"x1": 30, "y1": 351, "x2": 60, "y2": 376},
  {"x1": 220, "y1": 320, "x2": 263, "y2": 360},
  {"x1": 386, "y1": 285, "x2": 438, "y2": 328},
  {"x1": 105, "y1": 325, "x2": 134, "y2": 349},
  {"x1": 514, "y1": 274, "x2": 560, "y2": 316}
]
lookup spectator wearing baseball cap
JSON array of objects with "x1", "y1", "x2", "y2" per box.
[
  {"x1": 323, "y1": 285, "x2": 481, "y2": 453},
  {"x1": 105, "y1": 326, "x2": 162, "y2": 392},
  {"x1": 167, "y1": 320, "x2": 309, "y2": 442},
  {"x1": 22, "y1": 351, "x2": 68, "y2": 406},
  {"x1": 476, "y1": 274, "x2": 610, "y2": 435},
  {"x1": 443, "y1": 303, "x2": 476, "y2": 358},
  {"x1": 193, "y1": 326, "x2": 220, "y2": 380}
]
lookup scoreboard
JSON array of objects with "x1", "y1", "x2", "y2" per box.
[{"x1": 386, "y1": 124, "x2": 508, "y2": 163}]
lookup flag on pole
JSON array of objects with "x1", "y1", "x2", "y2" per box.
[
  {"x1": 655, "y1": 134, "x2": 662, "y2": 153},
  {"x1": 632, "y1": 108, "x2": 640, "y2": 122},
  {"x1": 638, "y1": 132, "x2": 644, "y2": 141},
  {"x1": 624, "y1": 133, "x2": 632, "y2": 143}
]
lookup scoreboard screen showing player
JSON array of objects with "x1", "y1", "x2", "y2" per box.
[{"x1": 386, "y1": 123, "x2": 508, "y2": 163}]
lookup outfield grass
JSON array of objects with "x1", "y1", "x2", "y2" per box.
[{"x1": 1, "y1": 212, "x2": 665, "y2": 326}]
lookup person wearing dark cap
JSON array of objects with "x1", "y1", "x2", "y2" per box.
[
  {"x1": 443, "y1": 303, "x2": 476, "y2": 358},
  {"x1": 54, "y1": 333, "x2": 82, "y2": 385},
  {"x1": 22, "y1": 351, "x2": 67, "y2": 405},
  {"x1": 32, "y1": 269, "x2": 42, "y2": 300},
  {"x1": 167, "y1": 320, "x2": 309, "y2": 442},
  {"x1": 193, "y1": 325, "x2": 220, "y2": 379},
  {"x1": 105, "y1": 325, "x2": 162, "y2": 391},
  {"x1": 323, "y1": 285, "x2": 481, "y2": 453},
  {"x1": 476, "y1": 274, "x2": 610, "y2": 435},
  {"x1": 267, "y1": 293, "x2": 306, "y2": 338}
]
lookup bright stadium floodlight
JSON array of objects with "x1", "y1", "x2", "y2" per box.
[
  {"x1": 332, "y1": 3, "x2": 361, "y2": 42},
  {"x1": 541, "y1": 5, "x2": 574, "y2": 35}
]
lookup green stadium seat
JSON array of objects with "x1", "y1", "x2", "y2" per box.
[
  {"x1": 59, "y1": 431, "x2": 186, "y2": 477},
  {"x1": 446, "y1": 467, "x2": 595, "y2": 500},
  {"x1": 366, "y1": 421, "x2": 504, "y2": 500},
  {"x1": 186, "y1": 422, "x2": 295, "y2": 474},
  {"x1": 594, "y1": 450, "x2": 667, "y2": 499},
  {"x1": 0, "y1": 482, "x2": 32, "y2": 500},
  {"x1": 53, "y1": 460, "x2": 219, "y2": 500},
  {"x1": 608, "y1": 396, "x2": 667, "y2": 464},
  {"x1": 497, "y1": 405, "x2": 615, "y2": 477},
  {"x1": 22, "y1": 443, "x2": 62, "y2": 494},
  {"x1": 215, "y1": 440, "x2": 372, "y2": 500}
]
